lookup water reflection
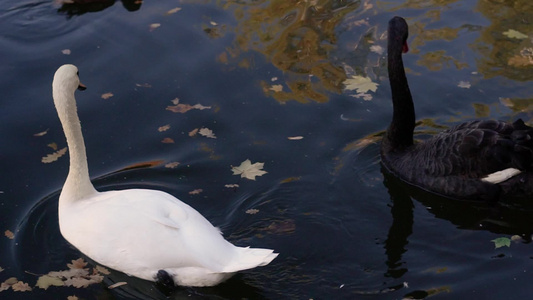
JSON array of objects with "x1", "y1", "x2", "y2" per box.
[{"x1": 57, "y1": 0, "x2": 141, "y2": 17}]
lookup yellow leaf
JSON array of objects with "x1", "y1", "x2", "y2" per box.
[
  {"x1": 231, "y1": 159, "x2": 267, "y2": 180},
  {"x1": 503, "y1": 29, "x2": 528, "y2": 39},
  {"x1": 343, "y1": 75, "x2": 379, "y2": 93},
  {"x1": 36, "y1": 275, "x2": 64, "y2": 290},
  {"x1": 269, "y1": 84, "x2": 283, "y2": 92},
  {"x1": 42, "y1": 147, "x2": 67, "y2": 163}
]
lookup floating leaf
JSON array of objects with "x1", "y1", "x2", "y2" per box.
[
  {"x1": 492, "y1": 237, "x2": 511, "y2": 249},
  {"x1": 101, "y1": 93, "x2": 114, "y2": 100},
  {"x1": 349, "y1": 92, "x2": 373, "y2": 101},
  {"x1": 503, "y1": 29, "x2": 528, "y2": 39},
  {"x1": 95, "y1": 265, "x2": 110, "y2": 275},
  {"x1": 457, "y1": 81, "x2": 471, "y2": 89},
  {"x1": 166, "y1": 102, "x2": 212, "y2": 113},
  {"x1": 11, "y1": 281, "x2": 32, "y2": 292},
  {"x1": 225, "y1": 184, "x2": 239, "y2": 188},
  {"x1": 158, "y1": 124, "x2": 171, "y2": 132},
  {"x1": 161, "y1": 138, "x2": 174, "y2": 144},
  {"x1": 108, "y1": 282, "x2": 127, "y2": 289},
  {"x1": 149, "y1": 23, "x2": 161, "y2": 31},
  {"x1": 189, "y1": 189, "x2": 203, "y2": 195},
  {"x1": 34, "y1": 129, "x2": 49, "y2": 137},
  {"x1": 231, "y1": 159, "x2": 267, "y2": 180},
  {"x1": 343, "y1": 75, "x2": 379, "y2": 94},
  {"x1": 135, "y1": 83, "x2": 152, "y2": 88},
  {"x1": 165, "y1": 162, "x2": 180, "y2": 169},
  {"x1": 288, "y1": 136, "x2": 303, "y2": 140},
  {"x1": 370, "y1": 45, "x2": 384, "y2": 55},
  {"x1": 48, "y1": 142, "x2": 58, "y2": 151},
  {"x1": 165, "y1": 7, "x2": 181, "y2": 15},
  {"x1": 61, "y1": 49, "x2": 71, "y2": 55},
  {"x1": 67, "y1": 296, "x2": 79, "y2": 300},
  {"x1": 42, "y1": 147, "x2": 67, "y2": 163},
  {"x1": 246, "y1": 209, "x2": 259, "y2": 214},
  {"x1": 199, "y1": 128, "x2": 216, "y2": 139},
  {"x1": 68, "y1": 258, "x2": 88, "y2": 269},
  {"x1": 269, "y1": 84, "x2": 283, "y2": 92},
  {"x1": 189, "y1": 128, "x2": 199, "y2": 136},
  {"x1": 4, "y1": 230, "x2": 14, "y2": 239},
  {"x1": 36, "y1": 275, "x2": 65, "y2": 290}
]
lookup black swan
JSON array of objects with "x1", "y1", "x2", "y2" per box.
[{"x1": 381, "y1": 16, "x2": 533, "y2": 201}]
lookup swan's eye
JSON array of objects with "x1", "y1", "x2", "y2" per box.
[{"x1": 77, "y1": 71, "x2": 79, "y2": 76}]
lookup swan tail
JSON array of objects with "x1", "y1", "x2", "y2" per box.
[{"x1": 222, "y1": 247, "x2": 278, "y2": 273}]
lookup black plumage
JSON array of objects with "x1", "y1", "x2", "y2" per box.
[{"x1": 381, "y1": 16, "x2": 533, "y2": 201}]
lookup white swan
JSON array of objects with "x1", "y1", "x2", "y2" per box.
[{"x1": 53, "y1": 64, "x2": 278, "y2": 287}]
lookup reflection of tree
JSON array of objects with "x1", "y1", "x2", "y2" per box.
[
  {"x1": 474, "y1": 0, "x2": 533, "y2": 81},
  {"x1": 58, "y1": 0, "x2": 141, "y2": 17},
  {"x1": 221, "y1": 0, "x2": 362, "y2": 103}
]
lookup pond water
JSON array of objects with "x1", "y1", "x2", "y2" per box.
[{"x1": 1, "y1": 0, "x2": 533, "y2": 299}]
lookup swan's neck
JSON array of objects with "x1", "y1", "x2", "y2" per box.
[
  {"x1": 54, "y1": 88, "x2": 98, "y2": 202},
  {"x1": 386, "y1": 40, "x2": 415, "y2": 151}
]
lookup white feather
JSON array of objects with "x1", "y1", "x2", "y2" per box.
[{"x1": 481, "y1": 168, "x2": 522, "y2": 184}]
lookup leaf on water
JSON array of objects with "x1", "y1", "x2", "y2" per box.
[
  {"x1": 502, "y1": 29, "x2": 528, "y2": 39},
  {"x1": 62, "y1": 49, "x2": 71, "y2": 55},
  {"x1": 370, "y1": 45, "x2": 384, "y2": 55},
  {"x1": 189, "y1": 128, "x2": 199, "y2": 137},
  {"x1": 199, "y1": 128, "x2": 216, "y2": 139},
  {"x1": 492, "y1": 237, "x2": 511, "y2": 249},
  {"x1": 161, "y1": 138, "x2": 175, "y2": 144},
  {"x1": 48, "y1": 143, "x2": 58, "y2": 151},
  {"x1": 343, "y1": 75, "x2": 378, "y2": 94},
  {"x1": 165, "y1": 162, "x2": 180, "y2": 169},
  {"x1": 101, "y1": 93, "x2": 114, "y2": 100},
  {"x1": 269, "y1": 84, "x2": 283, "y2": 92},
  {"x1": 271, "y1": 77, "x2": 278, "y2": 82},
  {"x1": 36, "y1": 275, "x2": 65, "y2": 290},
  {"x1": 246, "y1": 208, "x2": 259, "y2": 214},
  {"x1": 42, "y1": 147, "x2": 67, "y2": 163},
  {"x1": 66, "y1": 275, "x2": 104, "y2": 288},
  {"x1": 108, "y1": 282, "x2": 127, "y2": 289},
  {"x1": 34, "y1": 129, "x2": 49, "y2": 137},
  {"x1": 349, "y1": 92, "x2": 373, "y2": 101},
  {"x1": 225, "y1": 184, "x2": 239, "y2": 189},
  {"x1": 135, "y1": 83, "x2": 152, "y2": 88},
  {"x1": 11, "y1": 281, "x2": 32, "y2": 292},
  {"x1": 158, "y1": 124, "x2": 171, "y2": 132},
  {"x1": 68, "y1": 258, "x2": 88, "y2": 270},
  {"x1": 94, "y1": 265, "x2": 110, "y2": 275},
  {"x1": 189, "y1": 189, "x2": 203, "y2": 195},
  {"x1": 67, "y1": 296, "x2": 79, "y2": 300},
  {"x1": 457, "y1": 81, "x2": 471, "y2": 89},
  {"x1": 166, "y1": 102, "x2": 212, "y2": 113},
  {"x1": 165, "y1": 7, "x2": 181, "y2": 15},
  {"x1": 231, "y1": 159, "x2": 267, "y2": 180},
  {"x1": 149, "y1": 23, "x2": 161, "y2": 31},
  {"x1": 4, "y1": 230, "x2": 14, "y2": 239},
  {"x1": 287, "y1": 136, "x2": 303, "y2": 140}
]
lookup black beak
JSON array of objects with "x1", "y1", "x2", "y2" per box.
[{"x1": 78, "y1": 83, "x2": 87, "y2": 91}]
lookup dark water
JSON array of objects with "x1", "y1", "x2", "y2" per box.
[{"x1": 1, "y1": 0, "x2": 533, "y2": 299}]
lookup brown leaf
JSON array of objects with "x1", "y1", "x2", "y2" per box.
[
  {"x1": 189, "y1": 128, "x2": 199, "y2": 136},
  {"x1": 4, "y1": 230, "x2": 14, "y2": 239},
  {"x1": 165, "y1": 7, "x2": 181, "y2": 15},
  {"x1": 11, "y1": 281, "x2": 32, "y2": 292},
  {"x1": 42, "y1": 147, "x2": 67, "y2": 163},
  {"x1": 67, "y1": 296, "x2": 79, "y2": 300},
  {"x1": 165, "y1": 162, "x2": 180, "y2": 169},
  {"x1": 108, "y1": 282, "x2": 128, "y2": 289},
  {"x1": 68, "y1": 258, "x2": 88, "y2": 269},
  {"x1": 65, "y1": 274, "x2": 103, "y2": 288},
  {"x1": 161, "y1": 138, "x2": 175, "y2": 144},
  {"x1": 158, "y1": 124, "x2": 171, "y2": 132},
  {"x1": 166, "y1": 103, "x2": 211, "y2": 113},
  {"x1": 95, "y1": 265, "x2": 110, "y2": 275},
  {"x1": 48, "y1": 142, "x2": 58, "y2": 151},
  {"x1": 199, "y1": 128, "x2": 216, "y2": 139},
  {"x1": 101, "y1": 93, "x2": 114, "y2": 100},
  {"x1": 149, "y1": 23, "x2": 161, "y2": 31},
  {"x1": 34, "y1": 129, "x2": 49, "y2": 137},
  {"x1": 189, "y1": 189, "x2": 203, "y2": 195}
]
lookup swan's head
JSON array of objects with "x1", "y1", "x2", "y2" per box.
[
  {"x1": 53, "y1": 64, "x2": 87, "y2": 97},
  {"x1": 388, "y1": 16, "x2": 409, "y2": 53}
]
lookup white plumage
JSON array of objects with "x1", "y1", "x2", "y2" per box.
[{"x1": 53, "y1": 64, "x2": 278, "y2": 287}]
